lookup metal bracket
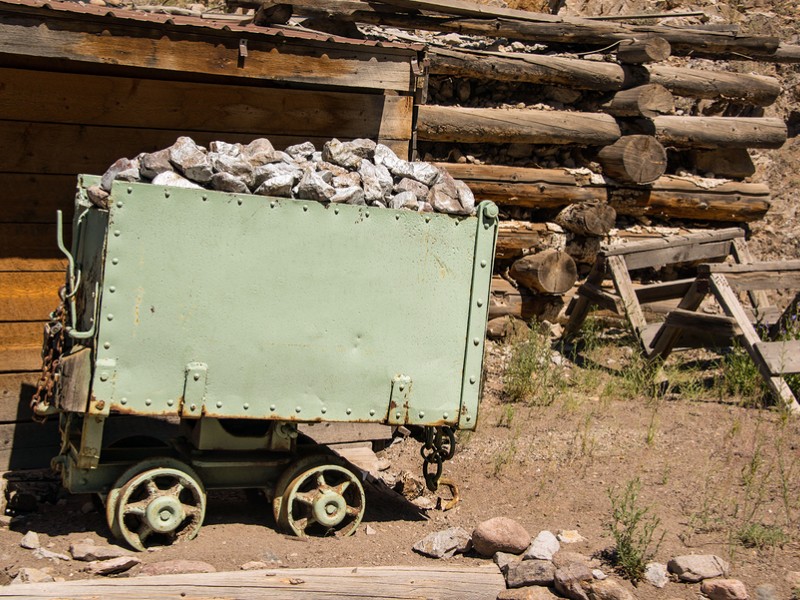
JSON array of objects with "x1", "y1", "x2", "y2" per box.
[
  {"x1": 182, "y1": 362, "x2": 208, "y2": 418},
  {"x1": 89, "y1": 358, "x2": 115, "y2": 416},
  {"x1": 76, "y1": 414, "x2": 105, "y2": 470},
  {"x1": 388, "y1": 375, "x2": 412, "y2": 425}
]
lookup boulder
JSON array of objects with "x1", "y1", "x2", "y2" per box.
[
  {"x1": 494, "y1": 551, "x2": 520, "y2": 573},
  {"x1": 668, "y1": 555, "x2": 729, "y2": 583},
  {"x1": 554, "y1": 562, "x2": 593, "y2": 600},
  {"x1": 471, "y1": 517, "x2": 531, "y2": 557}
]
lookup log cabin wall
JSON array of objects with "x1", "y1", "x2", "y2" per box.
[{"x1": 0, "y1": 0, "x2": 422, "y2": 469}]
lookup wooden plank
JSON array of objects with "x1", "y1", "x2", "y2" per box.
[
  {"x1": 710, "y1": 273, "x2": 799, "y2": 412},
  {"x1": 608, "y1": 255, "x2": 647, "y2": 337},
  {"x1": 755, "y1": 341, "x2": 800, "y2": 375},
  {"x1": 0, "y1": 9, "x2": 417, "y2": 93},
  {"x1": 621, "y1": 240, "x2": 733, "y2": 271},
  {"x1": 0, "y1": 371, "x2": 38, "y2": 423},
  {"x1": 603, "y1": 228, "x2": 744, "y2": 256},
  {"x1": 0, "y1": 272, "x2": 63, "y2": 322},
  {"x1": 0, "y1": 174, "x2": 77, "y2": 224},
  {"x1": 0, "y1": 564, "x2": 505, "y2": 599},
  {"x1": 648, "y1": 280, "x2": 708, "y2": 358},
  {"x1": 730, "y1": 237, "x2": 770, "y2": 313},
  {"x1": 769, "y1": 291, "x2": 800, "y2": 340},
  {"x1": 0, "y1": 68, "x2": 413, "y2": 142},
  {"x1": 699, "y1": 261, "x2": 800, "y2": 291},
  {"x1": 575, "y1": 282, "x2": 622, "y2": 313},
  {"x1": 651, "y1": 116, "x2": 787, "y2": 150},
  {"x1": 663, "y1": 308, "x2": 739, "y2": 338},
  {"x1": 0, "y1": 121, "x2": 411, "y2": 176},
  {"x1": 634, "y1": 279, "x2": 693, "y2": 304},
  {"x1": 564, "y1": 259, "x2": 607, "y2": 336},
  {"x1": 0, "y1": 321, "x2": 43, "y2": 373},
  {"x1": 0, "y1": 224, "x2": 63, "y2": 268}
]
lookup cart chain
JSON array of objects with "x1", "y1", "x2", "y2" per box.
[
  {"x1": 30, "y1": 288, "x2": 68, "y2": 422},
  {"x1": 420, "y1": 426, "x2": 456, "y2": 492}
]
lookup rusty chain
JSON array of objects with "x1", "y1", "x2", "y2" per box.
[
  {"x1": 420, "y1": 425, "x2": 456, "y2": 492},
  {"x1": 30, "y1": 288, "x2": 68, "y2": 422}
]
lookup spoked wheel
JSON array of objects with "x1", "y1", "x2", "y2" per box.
[
  {"x1": 105, "y1": 457, "x2": 193, "y2": 541},
  {"x1": 115, "y1": 465, "x2": 206, "y2": 551},
  {"x1": 273, "y1": 455, "x2": 365, "y2": 538}
]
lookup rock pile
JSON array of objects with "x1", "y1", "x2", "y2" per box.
[{"x1": 96, "y1": 136, "x2": 476, "y2": 216}]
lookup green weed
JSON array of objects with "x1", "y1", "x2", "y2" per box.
[
  {"x1": 736, "y1": 522, "x2": 788, "y2": 549},
  {"x1": 718, "y1": 342, "x2": 767, "y2": 406},
  {"x1": 606, "y1": 478, "x2": 665, "y2": 584},
  {"x1": 503, "y1": 320, "x2": 565, "y2": 406}
]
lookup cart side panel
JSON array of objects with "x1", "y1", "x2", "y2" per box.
[{"x1": 90, "y1": 181, "x2": 495, "y2": 426}]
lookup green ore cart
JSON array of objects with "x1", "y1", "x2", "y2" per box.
[{"x1": 33, "y1": 175, "x2": 498, "y2": 550}]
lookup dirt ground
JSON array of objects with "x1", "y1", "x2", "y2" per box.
[{"x1": 2, "y1": 337, "x2": 799, "y2": 597}]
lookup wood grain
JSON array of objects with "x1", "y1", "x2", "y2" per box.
[
  {"x1": 0, "y1": 564, "x2": 505, "y2": 599},
  {"x1": 0, "y1": 272, "x2": 63, "y2": 322}
]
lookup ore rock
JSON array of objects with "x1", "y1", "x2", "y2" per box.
[
  {"x1": 285, "y1": 141, "x2": 316, "y2": 160},
  {"x1": 139, "y1": 149, "x2": 173, "y2": 180},
  {"x1": 330, "y1": 186, "x2": 366, "y2": 205},
  {"x1": 168, "y1": 137, "x2": 213, "y2": 183},
  {"x1": 211, "y1": 172, "x2": 250, "y2": 194},
  {"x1": 151, "y1": 171, "x2": 204, "y2": 189},
  {"x1": 295, "y1": 169, "x2": 336, "y2": 202}
]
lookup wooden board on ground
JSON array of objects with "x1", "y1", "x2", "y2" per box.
[{"x1": 0, "y1": 565, "x2": 505, "y2": 599}]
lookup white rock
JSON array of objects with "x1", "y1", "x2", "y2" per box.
[
  {"x1": 643, "y1": 562, "x2": 668, "y2": 588},
  {"x1": 592, "y1": 569, "x2": 607, "y2": 580},
  {"x1": 85, "y1": 556, "x2": 141, "y2": 576},
  {"x1": 524, "y1": 530, "x2": 560, "y2": 561},
  {"x1": 668, "y1": 554, "x2": 729, "y2": 582},
  {"x1": 10, "y1": 567, "x2": 54, "y2": 584},
  {"x1": 412, "y1": 527, "x2": 471, "y2": 559},
  {"x1": 20, "y1": 531, "x2": 40, "y2": 549},
  {"x1": 151, "y1": 171, "x2": 203, "y2": 189},
  {"x1": 33, "y1": 548, "x2": 71, "y2": 561},
  {"x1": 557, "y1": 530, "x2": 587, "y2": 544}
]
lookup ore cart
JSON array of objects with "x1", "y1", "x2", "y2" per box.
[{"x1": 34, "y1": 175, "x2": 498, "y2": 550}]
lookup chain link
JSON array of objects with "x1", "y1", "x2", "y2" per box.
[
  {"x1": 30, "y1": 288, "x2": 68, "y2": 422},
  {"x1": 419, "y1": 425, "x2": 456, "y2": 491}
]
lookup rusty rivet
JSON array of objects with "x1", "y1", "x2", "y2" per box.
[
  {"x1": 190, "y1": 403, "x2": 197, "y2": 411},
  {"x1": 95, "y1": 400, "x2": 105, "y2": 410}
]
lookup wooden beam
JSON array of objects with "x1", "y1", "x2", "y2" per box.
[
  {"x1": 0, "y1": 322, "x2": 43, "y2": 372},
  {"x1": 496, "y1": 220, "x2": 565, "y2": 261},
  {"x1": 428, "y1": 48, "x2": 627, "y2": 91},
  {"x1": 698, "y1": 261, "x2": 800, "y2": 290},
  {"x1": 596, "y1": 135, "x2": 667, "y2": 184},
  {"x1": 642, "y1": 65, "x2": 781, "y2": 107},
  {"x1": 0, "y1": 174, "x2": 77, "y2": 224},
  {"x1": 616, "y1": 37, "x2": 671, "y2": 64},
  {"x1": 0, "y1": 5, "x2": 418, "y2": 92},
  {"x1": 634, "y1": 278, "x2": 694, "y2": 304},
  {"x1": 441, "y1": 164, "x2": 771, "y2": 223},
  {"x1": 0, "y1": 68, "x2": 413, "y2": 142},
  {"x1": 428, "y1": 49, "x2": 782, "y2": 105},
  {"x1": 601, "y1": 85, "x2": 674, "y2": 119},
  {"x1": 0, "y1": 372, "x2": 38, "y2": 423},
  {"x1": 650, "y1": 116, "x2": 787, "y2": 149},
  {"x1": 710, "y1": 273, "x2": 799, "y2": 412},
  {"x1": 417, "y1": 105, "x2": 621, "y2": 145},
  {"x1": 0, "y1": 564, "x2": 506, "y2": 599}
]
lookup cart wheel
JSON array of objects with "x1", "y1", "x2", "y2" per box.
[
  {"x1": 105, "y1": 457, "x2": 192, "y2": 542},
  {"x1": 115, "y1": 466, "x2": 206, "y2": 551},
  {"x1": 273, "y1": 456, "x2": 365, "y2": 538}
]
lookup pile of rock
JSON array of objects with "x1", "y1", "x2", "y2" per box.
[
  {"x1": 95, "y1": 136, "x2": 476, "y2": 216},
  {"x1": 413, "y1": 517, "x2": 770, "y2": 600}
]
